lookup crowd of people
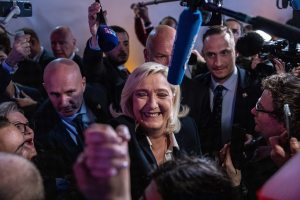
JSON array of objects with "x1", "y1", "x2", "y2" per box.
[{"x1": 0, "y1": 1, "x2": 299, "y2": 200}]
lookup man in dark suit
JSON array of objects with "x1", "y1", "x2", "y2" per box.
[
  {"x1": 84, "y1": 3, "x2": 130, "y2": 111},
  {"x1": 84, "y1": 27, "x2": 129, "y2": 112},
  {"x1": 50, "y1": 26, "x2": 85, "y2": 76},
  {"x1": 34, "y1": 58, "x2": 109, "y2": 198},
  {"x1": 182, "y1": 25, "x2": 261, "y2": 155}
]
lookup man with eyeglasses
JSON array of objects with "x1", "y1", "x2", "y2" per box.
[
  {"x1": 222, "y1": 73, "x2": 300, "y2": 200},
  {"x1": 250, "y1": 73, "x2": 300, "y2": 160},
  {"x1": 250, "y1": 73, "x2": 300, "y2": 142}
]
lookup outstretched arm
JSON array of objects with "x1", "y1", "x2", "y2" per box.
[{"x1": 74, "y1": 123, "x2": 131, "y2": 200}]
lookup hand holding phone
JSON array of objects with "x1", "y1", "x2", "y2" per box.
[{"x1": 95, "y1": 0, "x2": 107, "y2": 25}]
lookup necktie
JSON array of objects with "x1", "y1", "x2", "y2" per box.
[
  {"x1": 212, "y1": 85, "x2": 225, "y2": 148},
  {"x1": 72, "y1": 114, "x2": 84, "y2": 148}
]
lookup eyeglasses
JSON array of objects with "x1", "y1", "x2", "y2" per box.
[
  {"x1": 255, "y1": 98, "x2": 275, "y2": 114},
  {"x1": 10, "y1": 122, "x2": 33, "y2": 134}
]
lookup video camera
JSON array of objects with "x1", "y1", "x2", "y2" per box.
[
  {"x1": 180, "y1": 0, "x2": 223, "y2": 25},
  {"x1": 236, "y1": 31, "x2": 300, "y2": 78},
  {"x1": 0, "y1": 0, "x2": 32, "y2": 25},
  {"x1": 0, "y1": 0, "x2": 32, "y2": 17},
  {"x1": 259, "y1": 39, "x2": 300, "y2": 72}
]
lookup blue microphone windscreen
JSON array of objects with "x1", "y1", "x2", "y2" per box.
[
  {"x1": 167, "y1": 8, "x2": 202, "y2": 85},
  {"x1": 292, "y1": 0, "x2": 300, "y2": 10},
  {"x1": 97, "y1": 25, "x2": 119, "y2": 52}
]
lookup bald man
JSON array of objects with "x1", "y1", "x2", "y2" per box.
[
  {"x1": 0, "y1": 152, "x2": 44, "y2": 200},
  {"x1": 144, "y1": 25, "x2": 206, "y2": 76},
  {"x1": 144, "y1": 25, "x2": 176, "y2": 66},
  {"x1": 50, "y1": 26, "x2": 85, "y2": 75},
  {"x1": 34, "y1": 58, "x2": 109, "y2": 197}
]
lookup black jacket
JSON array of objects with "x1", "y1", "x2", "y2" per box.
[
  {"x1": 182, "y1": 67, "x2": 261, "y2": 155},
  {"x1": 34, "y1": 83, "x2": 110, "y2": 176},
  {"x1": 109, "y1": 115, "x2": 202, "y2": 200},
  {"x1": 83, "y1": 41, "x2": 128, "y2": 111}
]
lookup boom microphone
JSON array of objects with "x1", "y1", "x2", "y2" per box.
[
  {"x1": 130, "y1": 0, "x2": 180, "y2": 9},
  {"x1": 167, "y1": 8, "x2": 202, "y2": 85},
  {"x1": 97, "y1": 25, "x2": 119, "y2": 52}
]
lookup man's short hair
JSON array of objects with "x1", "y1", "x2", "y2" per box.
[
  {"x1": 0, "y1": 152, "x2": 44, "y2": 200},
  {"x1": 202, "y1": 25, "x2": 234, "y2": 43},
  {"x1": 224, "y1": 18, "x2": 244, "y2": 34},
  {"x1": 109, "y1": 25, "x2": 129, "y2": 37},
  {"x1": 262, "y1": 73, "x2": 300, "y2": 139},
  {"x1": 152, "y1": 156, "x2": 233, "y2": 200}
]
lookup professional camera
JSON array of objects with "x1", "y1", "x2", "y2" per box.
[
  {"x1": 180, "y1": 0, "x2": 223, "y2": 25},
  {"x1": 0, "y1": 0, "x2": 32, "y2": 17},
  {"x1": 259, "y1": 39, "x2": 300, "y2": 72},
  {"x1": 236, "y1": 31, "x2": 300, "y2": 79}
]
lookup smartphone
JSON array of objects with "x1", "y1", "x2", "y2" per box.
[
  {"x1": 284, "y1": 104, "x2": 291, "y2": 139},
  {"x1": 95, "y1": 0, "x2": 107, "y2": 25},
  {"x1": 14, "y1": 30, "x2": 24, "y2": 40}
]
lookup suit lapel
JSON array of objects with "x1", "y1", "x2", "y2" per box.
[
  {"x1": 234, "y1": 67, "x2": 252, "y2": 124},
  {"x1": 136, "y1": 132, "x2": 158, "y2": 167},
  {"x1": 53, "y1": 121, "x2": 82, "y2": 160}
]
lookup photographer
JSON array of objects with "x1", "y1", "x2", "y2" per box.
[
  {"x1": 291, "y1": 64, "x2": 300, "y2": 77},
  {"x1": 236, "y1": 31, "x2": 298, "y2": 80},
  {"x1": 251, "y1": 53, "x2": 285, "y2": 73}
]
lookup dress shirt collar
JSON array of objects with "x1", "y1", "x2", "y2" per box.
[
  {"x1": 68, "y1": 52, "x2": 76, "y2": 60},
  {"x1": 60, "y1": 101, "x2": 87, "y2": 123},
  {"x1": 146, "y1": 133, "x2": 180, "y2": 162},
  {"x1": 211, "y1": 66, "x2": 238, "y2": 91}
]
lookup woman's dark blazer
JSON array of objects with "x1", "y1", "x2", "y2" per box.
[{"x1": 109, "y1": 115, "x2": 202, "y2": 200}]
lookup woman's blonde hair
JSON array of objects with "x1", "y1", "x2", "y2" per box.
[{"x1": 120, "y1": 62, "x2": 188, "y2": 133}]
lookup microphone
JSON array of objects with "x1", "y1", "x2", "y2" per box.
[
  {"x1": 167, "y1": 8, "x2": 202, "y2": 85},
  {"x1": 235, "y1": 31, "x2": 264, "y2": 57},
  {"x1": 291, "y1": 0, "x2": 300, "y2": 10},
  {"x1": 96, "y1": 25, "x2": 119, "y2": 52},
  {"x1": 130, "y1": 0, "x2": 180, "y2": 9}
]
